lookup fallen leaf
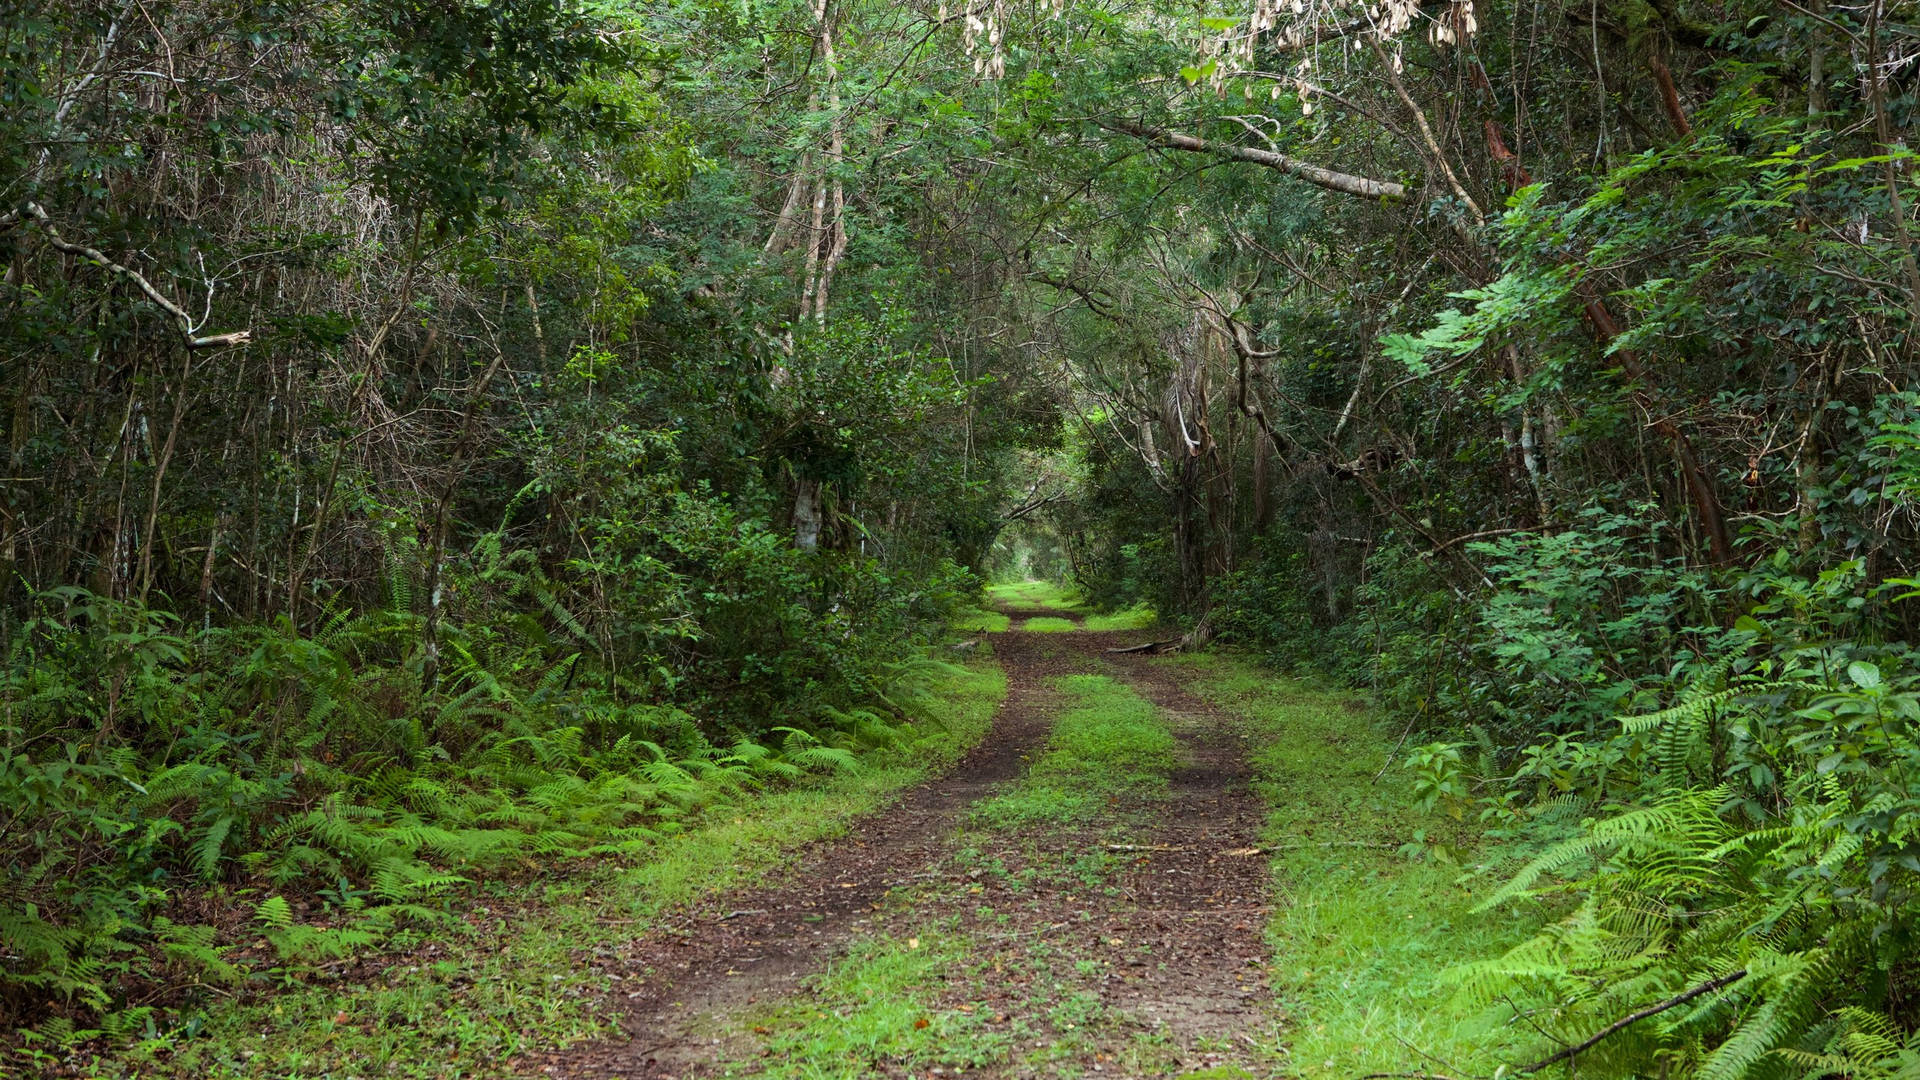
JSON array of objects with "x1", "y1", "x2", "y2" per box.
[{"x1": 914, "y1": 1018, "x2": 929, "y2": 1029}]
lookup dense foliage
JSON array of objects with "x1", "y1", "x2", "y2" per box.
[
  {"x1": 0, "y1": 0, "x2": 1038, "y2": 1050},
  {"x1": 11, "y1": 0, "x2": 1920, "y2": 1071}
]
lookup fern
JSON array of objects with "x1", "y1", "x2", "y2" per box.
[{"x1": 254, "y1": 895, "x2": 295, "y2": 931}]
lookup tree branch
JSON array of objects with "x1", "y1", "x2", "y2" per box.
[
  {"x1": 10, "y1": 202, "x2": 251, "y2": 349},
  {"x1": 1098, "y1": 120, "x2": 1408, "y2": 201}
]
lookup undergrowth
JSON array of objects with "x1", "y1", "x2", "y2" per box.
[
  {"x1": 1, "y1": 579, "x2": 997, "y2": 1071},
  {"x1": 39, "y1": 658, "x2": 1006, "y2": 1078}
]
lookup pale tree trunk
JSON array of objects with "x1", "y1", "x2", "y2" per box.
[{"x1": 794, "y1": 478, "x2": 824, "y2": 551}]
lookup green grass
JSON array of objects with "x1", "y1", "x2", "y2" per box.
[
  {"x1": 722, "y1": 926, "x2": 1011, "y2": 1079},
  {"x1": 951, "y1": 606, "x2": 1013, "y2": 632},
  {"x1": 971, "y1": 673, "x2": 1177, "y2": 829},
  {"x1": 1020, "y1": 615, "x2": 1079, "y2": 633},
  {"x1": 76, "y1": 662, "x2": 1010, "y2": 1080},
  {"x1": 1082, "y1": 602, "x2": 1156, "y2": 631},
  {"x1": 1163, "y1": 652, "x2": 1535, "y2": 1080},
  {"x1": 985, "y1": 580, "x2": 1089, "y2": 613}
]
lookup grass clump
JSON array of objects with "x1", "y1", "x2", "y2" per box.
[
  {"x1": 951, "y1": 606, "x2": 1013, "y2": 632},
  {"x1": 1019, "y1": 615, "x2": 1079, "y2": 633},
  {"x1": 725, "y1": 927, "x2": 1009, "y2": 1078},
  {"x1": 1083, "y1": 603, "x2": 1156, "y2": 631},
  {"x1": 1165, "y1": 652, "x2": 1533, "y2": 1080},
  {"x1": 972, "y1": 674, "x2": 1176, "y2": 829}
]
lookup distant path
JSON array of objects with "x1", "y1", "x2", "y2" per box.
[{"x1": 533, "y1": 587, "x2": 1277, "y2": 1079}]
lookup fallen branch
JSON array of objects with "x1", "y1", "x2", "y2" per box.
[
  {"x1": 1514, "y1": 970, "x2": 1747, "y2": 1074},
  {"x1": 8, "y1": 202, "x2": 251, "y2": 349},
  {"x1": 1106, "y1": 843, "x2": 1186, "y2": 852},
  {"x1": 1107, "y1": 639, "x2": 1181, "y2": 654}
]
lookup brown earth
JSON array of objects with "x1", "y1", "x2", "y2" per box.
[{"x1": 526, "y1": 607, "x2": 1278, "y2": 1080}]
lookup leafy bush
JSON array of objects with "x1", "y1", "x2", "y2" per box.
[{"x1": 1438, "y1": 567, "x2": 1920, "y2": 1077}]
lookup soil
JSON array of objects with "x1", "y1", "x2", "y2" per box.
[{"x1": 526, "y1": 604, "x2": 1278, "y2": 1080}]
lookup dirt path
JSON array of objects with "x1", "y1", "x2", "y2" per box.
[{"x1": 532, "y1": 608, "x2": 1278, "y2": 1080}]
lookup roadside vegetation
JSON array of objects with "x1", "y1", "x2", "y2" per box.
[
  {"x1": 45, "y1": 661, "x2": 1006, "y2": 1078},
  {"x1": 1172, "y1": 653, "x2": 1533, "y2": 1078}
]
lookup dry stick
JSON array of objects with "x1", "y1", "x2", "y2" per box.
[
  {"x1": 1369, "y1": 39, "x2": 1485, "y2": 227},
  {"x1": 1514, "y1": 969, "x2": 1747, "y2": 1074},
  {"x1": 5, "y1": 203, "x2": 250, "y2": 349},
  {"x1": 419, "y1": 342, "x2": 512, "y2": 693},
  {"x1": 136, "y1": 348, "x2": 195, "y2": 603}
]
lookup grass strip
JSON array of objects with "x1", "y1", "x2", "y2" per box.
[
  {"x1": 1082, "y1": 603, "x2": 1156, "y2": 631},
  {"x1": 984, "y1": 581, "x2": 1088, "y2": 614},
  {"x1": 971, "y1": 673, "x2": 1176, "y2": 829},
  {"x1": 951, "y1": 606, "x2": 1012, "y2": 632},
  {"x1": 726, "y1": 926, "x2": 1011, "y2": 1079},
  {"x1": 1165, "y1": 652, "x2": 1534, "y2": 1079}
]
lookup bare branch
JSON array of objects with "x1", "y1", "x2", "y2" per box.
[
  {"x1": 1515, "y1": 970, "x2": 1747, "y2": 1074},
  {"x1": 1097, "y1": 120, "x2": 1408, "y2": 201},
  {"x1": 15, "y1": 202, "x2": 251, "y2": 349}
]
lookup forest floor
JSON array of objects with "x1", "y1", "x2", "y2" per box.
[{"x1": 74, "y1": 584, "x2": 1515, "y2": 1080}]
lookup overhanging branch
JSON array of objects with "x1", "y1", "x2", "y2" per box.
[{"x1": 1098, "y1": 120, "x2": 1407, "y2": 201}]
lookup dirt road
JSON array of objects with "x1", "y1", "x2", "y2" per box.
[{"x1": 536, "y1": 598, "x2": 1280, "y2": 1080}]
